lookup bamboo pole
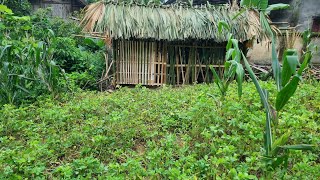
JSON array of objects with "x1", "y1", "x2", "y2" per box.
[
  {"x1": 151, "y1": 41, "x2": 155, "y2": 85},
  {"x1": 123, "y1": 40, "x2": 125, "y2": 84},
  {"x1": 125, "y1": 40, "x2": 127, "y2": 84},
  {"x1": 135, "y1": 40, "x2": 138, "y2": 84},
  {"x1": 120, "y1": 40, "x2": 123, "y2": 84},
  {"x1": 157, "y1": 42, "x2": 161, "y2": 84},
  {"x1": 176, "y1": 47, "x2": 180, "y2": 85},
  {"x1": 144, "y1": 41, "x2": 148, "y2": 85},
  {"x1": 129, "y1": 40, "x2": 132, "y2": 84},
  {"x1": 163, "y1": 42, "x2": 167, "y2": 84},
  {"x1": 115, "y1": 40, "x2": 119, "y2": 84},
  {"x1": 148, "y1": 42, "x2": 152, "y2": 85},
  {"x1": 142, "y1": 41, "x2": 145, "y2": 84},
  {"x1": 138, "y1": 41, "x2": 141, "y2": 84},
  {"x1": 139, "y1": 41, "x2": 143, "y2": 84},
  {"x1": 136, "y1": 40, "x2": 139, "y2": 84},
  {"x1": 191, "y1": 47, "x2": 196, "y2": 83},
  {"x1": 185, "y1": 47, "x2": 190, "y2": 84},
  {"x1": 179, "y1": 48, "x2": 185, "y2": 84}
]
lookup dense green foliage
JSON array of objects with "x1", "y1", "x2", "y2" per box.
[
  {"x1": 0, "y1": 6, "x2": 106, "y2": 105},
  {"x1": 0, "y1": 5, "x2": 64, "y2": 105},
  {"x1": 30, "y1": 8, "x2": 106, "y2": 91},
  {"x1": 2, "y1": 0, "x2": 31, "y2": 16},
  {"x1": 1, "y1": 82, "x2": 319, "y2": 179}
]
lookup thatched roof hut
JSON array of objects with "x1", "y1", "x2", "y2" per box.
[{"x1": 81, "y1": 1, "x2": 263, "y2": 86}]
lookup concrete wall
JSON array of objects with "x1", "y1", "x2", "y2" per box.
[
  {"x1": 269, "y1": 0, "x2": 320, "y2": 29},
  {"x1": 248, "y1": 36, "x2": 320, "y2": 64},
  {"x1": 296, "y1": 0, "x2": 320, "y2": 31},
  {"x1": 30, "y1": 0, "x2": 84, "y2": 19},
  {"x1": 248, "y1": 0, "x2": 320, "y2": 65}
]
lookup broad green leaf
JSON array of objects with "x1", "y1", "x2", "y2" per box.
[
  {"x1": 12, "y1": 16, "x2": 30, "y2": 21},
  {"x1": 210, "y1": 65, "x2": 224, "y2": 94},
  {"x1": 231, "y1": 39, "x2": 239, "y2": 51},
  {"x1": 260, "y1": 12, "x2": 273, "y2": 38},
  {"x1": 243, "y1": 53, "x2": 272, "y2": 155},
  {"x1": 236, "y1": 63, "x2": 244, "y2": 98},
  {"x1": 0, "y1": 5, "x2": 13, "y2": 14},
  {"x1": 271, "y1": 131, "x2": 291, "y2": 156},
  {"x1": 271, "y1": 154, "x2": 289, "y2": 170},
  {"x1": 240, "y1": 0, "x2": 257, "y2": 8},
  {"x1": 271, "y1": 38, "x2": 282, "y2": 91},
  {"x1": 259, "y1": 0, "x2": 269, "y2": 11},
  {"x1": 226, "y1": 35, "x2": 233, "y2": 50},
  {"x1": 218, "y1": 21, "x2": 230, "y2": 33},
  {"x1": 281, "y1": 49, "x2": 299, "y2": 86},
  {"x1": 275, "y1": 75, "x2": 300, "y2": 111},
  {"x1": 263, "y1": 89, "x2": 272, "y2": 156},
  {"x1": 266, "y1": 3, "x2": 290, "y2": 15},
  {"x1": 226, "y1": 49, "x2": 235, "y2": 61},
  {"x1": 280, "y1": 144, "x2": 314, "y2": 151},
  {"x1": 242, "y1": 53, "x2": 271, "y2": 113},
  {"x1": 240, "y1": 0, "x2": 268, "y2": 10},
  {"x1": 298, "y1": 51, "x2": 312, "y2": 76}
]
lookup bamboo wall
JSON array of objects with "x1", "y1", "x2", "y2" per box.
[{"x1": 114, "y1": 39, "x2": 225, "y2": 86}]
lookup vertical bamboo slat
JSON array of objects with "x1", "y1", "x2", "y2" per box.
[
  {"x1": 144, "y1": 42, "x2": 147, "y2": 85},
  {"x1": 163, "y1": 42, "x2": 167, "y2": 84},
  {"x1": 129, "y1": 41, "x2": 132, "y2": 84},
  {"x1": 125, "y1": 41, "x2": 128, "y2": 84},
  {"x1": 124, "y1": 40, "x2": 127, "y2": 84},
  {"x1": 157, "y1": 42, "x2": 160, "y2": 85},
  {"x1": 120, "y1": 40, "x2": 123, "y2": 84},
  {"x1": 138, "y1": 41, "x2": 141, "y2": 84},
  {"x1": 115, "y1": 40, "x2": 119, "y2": 84},
  {"x1": 136, "y1": 40, "x2": 138, "y2": 84},
  {"x1": 141, "y1": 41, "x2": 144, "y2": 84},
  {"x1": 175, "y1": 47, "x2": 179, "y2": 85}
]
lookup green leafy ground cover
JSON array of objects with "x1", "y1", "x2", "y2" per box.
[{"x1": 0, "y1": 82, "x2": 319, "y2": 179}]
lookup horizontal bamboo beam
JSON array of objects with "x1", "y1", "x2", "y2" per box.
[
  {"x1": 167, "y1": 45, "x2": 225, "y2": 49},
  {"x1": 166, "y1": 64, "x2": 225, "y2": 68}
]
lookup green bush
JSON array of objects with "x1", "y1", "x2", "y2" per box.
[
  {"x1": 0, "y1": 6, "x2": 106, "y2": 106},
  {"x1": 30, "y1": 8, "x2": 106, "y2": 91},
  {"x1": 2, "y1": 0, "x2": 31, "y2": 16}
]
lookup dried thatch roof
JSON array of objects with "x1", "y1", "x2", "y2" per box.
[{"x1": 81, "y1": 0, "x2": 263, "y2": 42}]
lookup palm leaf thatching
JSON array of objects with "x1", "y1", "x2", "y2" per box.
[{"x1": 81, "y1": 0, "x2": 265, "y2": 42}]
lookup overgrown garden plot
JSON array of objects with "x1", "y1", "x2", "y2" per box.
[{"x1": 1, "y1": 82, "x2": 319, "y2": 179}]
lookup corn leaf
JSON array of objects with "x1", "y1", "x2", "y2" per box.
[
  {"x1": 271, "y1": 38, "x2": 282, "y2": 91},
  {"x1": 243, "y1": 53, "x2": 272, "y2": 154},
  {"x1": 281, "y1": 49, "x2": 299, "y2": 87},
  {"x1": 271, "y1": 154, "x2": 289, "y2": 170},
  {"x1": 266, "y1": 3, "x2": 290, "y2": 15},
  {"x1": 298, "y1": 51, "x2": 312, "y2": 76},
  {"x1": 236, "y1": 63, "x2": 244, "y2": 98},
  {"x1": 275, "y1": 75, "x2": 300, "y2": 111},
  {"x1": 279, "y1": 144, "x2": 314, "y2": 151},
  {"x1": 218, "y1": 21, "x2": 230, "y2": 33},
  {"x1": 271, "y1": 131, "x2": 291, "y2": 156},
  {"x1": 210, "y1": 65, "x2": 224, "y2": 95}
]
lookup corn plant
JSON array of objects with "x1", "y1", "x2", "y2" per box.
[
  {"x1": 238, "y1": 0, "x2": 315, "y2": 178},
  {"x1": 242, "y1": 29, "x2": 316, "y2": 178},
  {"x1": 0, "y1": 5, "x2": 64, "y2": 105},
  {"x1": 210, "y1": 31, "x2": 244, "y2": 100}
]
